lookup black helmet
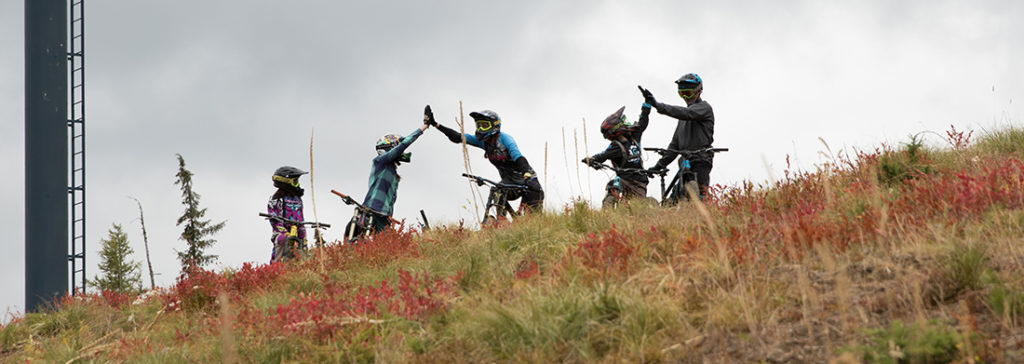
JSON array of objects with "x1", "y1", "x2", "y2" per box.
[
  {"x1": 600, "y1": 106, "x2": 630, "y2": 139},
  {"x1": 273, "y1": 166, "x2": 307, "y2": 189},
  {"x1": 469, "y1": 110, "x2": 501, "y2": 139}
]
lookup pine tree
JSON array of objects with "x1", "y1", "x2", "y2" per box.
[
  {"x1": 92, "y1": 223, "x2": 142, "y2": 294},
  {"x1": 174, "y1": 153, "x2": 225, "y2": 271}
]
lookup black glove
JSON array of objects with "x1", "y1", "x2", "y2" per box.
[
  {"x1": 581, "y1": 158, "x2": 599, "y2": 169},
  {"x1": 423, "y1": 105, "x2": 438, "y2": 127},
  {"x1": 638, "y1": 85, "x2": 657, "y2": 106}
]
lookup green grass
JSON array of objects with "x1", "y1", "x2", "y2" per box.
[{"x1": 851, "y1": 320, "x2": 965, "y2": 364}]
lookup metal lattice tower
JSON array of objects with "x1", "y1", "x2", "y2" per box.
[{"x1": 67, "y1": 0, "x2": 86, "y2": 295}]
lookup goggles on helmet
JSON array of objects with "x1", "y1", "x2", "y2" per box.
[
  {"x1": 678, "y1": 88, "x2": 699, "y2": 99},
  {"x1": 272, "y1": 175, "x2": 300, "y2": 187},
  {"x1": 476, "y1": 119, "x2": 496, "y2": 132}
]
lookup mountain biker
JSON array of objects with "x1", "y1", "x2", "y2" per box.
[
  {"x1": 356, "y1": 106, "x2": 432, "y2": 234},
  {"x1": 639, "y1": 73, "x2": 716, "y2": 199},
  {"x1": 431, "y1": 108, "x2": 545, "y2": 212},
  {"x1": 582, "y1": 104, "x2": 652, "y2": 202},
  {"x1": 267, "y1": 166, "x2": 308, "y2": 262}
]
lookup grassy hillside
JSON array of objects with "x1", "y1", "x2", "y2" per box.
[{"x1": 5, "y1": 125, "x2": 1024, "y2": 363}]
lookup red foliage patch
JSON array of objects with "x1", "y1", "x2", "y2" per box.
[
  {"x1": 514, "y1": 260, "x2": 540, "y2": 280},
  {"x1": 707, "y1": 140, "x2": 1024, "y2": 264},
  {"x1": 159, "y1": 262, "x2": 287, "y2": 312},
  {"x1": 268, "y1": 270, "x2": 459, "y2": 342},
  {"x1": 567, "y1": 227, "x2": 637, "y2": 277},
  {"x1": 98, "y1": 290, "x2": 134, "y2": 309},
  {"x1": 228, "y1": 262, "x2": 286, "y2": 295},
  {"x1": 299, "y1": 226, "x2": 421, "y2": 273}
]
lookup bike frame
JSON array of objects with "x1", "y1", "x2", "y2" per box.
[
  {"x1": 331, "y1": 189, "x2": 398, "y2": 243},
  {"x1": 644, "y1": 147, "x2": 728, "y2": 205},
  {"x1": 462, "y1": 173, "x2": 528, "y2": 223}
]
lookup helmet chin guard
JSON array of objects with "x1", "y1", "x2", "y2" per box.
[{"x1": 470, "y1": 110, "x2": 501, "y2": 139}]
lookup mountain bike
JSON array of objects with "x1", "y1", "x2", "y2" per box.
[
  {"x1": 643, "y1": 147, "x2": 728, "y2": 205},
  {"x1": 582, "y1": 160, "x2": 663, "y2": 208},
  {"x1": 331, "y1": 189, "x2": 397, "y2": 243},
  {"x1": 258, "y1": 212, "x2": 331, "y2": 261},
  {"x1": 462, "y1": 173, "x2": 530, "y2": 224}
]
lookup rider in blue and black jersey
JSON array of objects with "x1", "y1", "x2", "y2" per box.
[{"x1": 432, "y1": 109, "x2": 545, "y2": 212}]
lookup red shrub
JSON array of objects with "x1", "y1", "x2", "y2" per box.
[
  {"x1": 298, "y1": 226, "x2": 421, "y2": 273},
  {"x1": 161, "y1": 267, "x2": 228, "y2": 312},
  {"x1": 99, "y1": 290, "x2": 134, "y2": 309},
  {"x1": 268, "y1": 270, "x2": 458, "y2": 342},
  {"x1": 514, "y1": 260, "x2": 540, "y2": 280},
  {"x1": 228, "y1": 262, "x2": 286, "y2": 295},
  {"x1": 568, "y1": 227, "x2": 637, "y2": 277}
]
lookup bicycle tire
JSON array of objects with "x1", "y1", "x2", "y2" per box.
[
  {"x1": 683, "y1": 181, "x2": 700, "y2": 201},
  {"x1": 602, "y1": 193, "x2": 618, "y2": 209}
]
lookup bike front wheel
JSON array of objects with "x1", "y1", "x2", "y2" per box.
[{"x1": 602, "y1": 193, "x2": 619, "y2": 209}]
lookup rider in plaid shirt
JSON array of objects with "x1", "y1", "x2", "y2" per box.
[{"x1": 359, "y1": 106, "x2": 433, "y2": 232}]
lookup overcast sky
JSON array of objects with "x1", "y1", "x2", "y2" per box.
[{"x1": 2, "y1": 1, "x2": 1021, "y2": 316}]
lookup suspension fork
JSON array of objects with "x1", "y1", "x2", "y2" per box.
[
  {"x1": 663, "y1": 171, "x2": 681, "y2": 202},
  {"x1": 484, "y1": 188, "x2": 501, "y2": 221}
]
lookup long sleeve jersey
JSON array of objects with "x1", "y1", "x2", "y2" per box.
[
  {"x1": 267, "y1": 193, "x2": 305, "y2": 247},
  {"x1": 435, "y1": 126, "x2": 538, "y2": 186},
  {"x1": 652, "y1": 99, "x2": 715, "y2": 168},
  {"x1": 361, "y1": 128, "x2": 423, "y2": 217}
]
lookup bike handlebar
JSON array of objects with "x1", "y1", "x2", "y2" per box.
[
  {"x1": 331, "y1": 189, "x2": 361, "y2": 206},
  {"x1": 643, "y1": 147, "x2": 729, "y2": 156},
  {"x1": 461, "y1": 173, "x2": 529, "y2": 190},
  {"x1": 330, "y1": 189, "x2": 401, "y2": 224},
  {"x1": 582, "y1": 160, "x2": 666, "y2": 177},
  {"x1": 259, "y1": 212, "x2": 331, "y2": 229}
]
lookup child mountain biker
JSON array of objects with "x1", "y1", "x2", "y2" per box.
[
  {"x1": 582, "y1": 104, "x2": 652, "y2": 203},
  {"x1": 431, "y1": 108, "x2": 545, "y2": 212},
  {"x1": 354, "y1": 106, "x2": 432, "y2": 235},
  {"x1": 639, "y1": 73, "x2": 716, "y2": 199},
  {"x1": 267, "y1": 166, "x2": 310, "y2": 262}
]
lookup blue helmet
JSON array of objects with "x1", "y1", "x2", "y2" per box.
[
  {"x1": 470, "y1": 110, "x2": 501, "y2": 139},
  {"x1": 675, "y1": 73, "x2": 703, "y2": 99}
]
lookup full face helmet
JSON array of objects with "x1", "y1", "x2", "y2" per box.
[
  {"x1": 675, "y1": 73, "x2": 703, "y2": 99},
  {"x1": 600, "y1": 106, "x2": 630, "y2": 140},
  {"x1": 469, "y1": 110, "x2": 501, "y2": 140},
  {"x1": 273, "y1": 166, "x2": 308, "y2": 189},
  {"x1": 376, "y1": 134, "x2": 411, "y2": 163}
]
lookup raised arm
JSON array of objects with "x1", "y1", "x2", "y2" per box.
[
  {"x1": 376, "y1": 127, "x2": 425, "y2": 164},
  {"x1": 633, "y1": 103, "x2": 652, "y2": 136},
  {"x1": 435, "y1": 123, "x2": 483, "y2": 148}
]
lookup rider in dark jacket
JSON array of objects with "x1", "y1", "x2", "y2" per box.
[
  {"x1": 432, "y1": 109, "x2": 544, "y2": 211},
  {"x1": 583, "y1": 105, "x2": 651, "y2": 201},
  {"x1": 640, "y1": 73, "x2": 716, "y2": 199}
]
